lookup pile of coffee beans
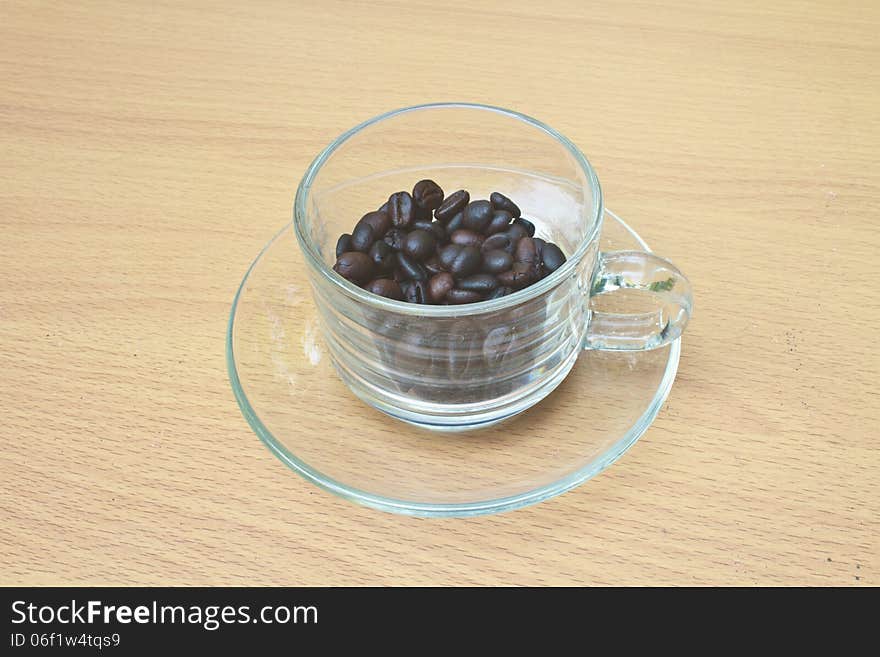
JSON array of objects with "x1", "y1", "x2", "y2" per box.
[{"x1": 332, "y1": 181, "x2": 566, "y2": 304}]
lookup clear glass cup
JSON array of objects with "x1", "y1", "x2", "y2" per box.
[{"x1": 294, "y1": 103, "x2": 692, "y2": 430}]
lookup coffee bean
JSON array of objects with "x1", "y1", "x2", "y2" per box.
[
  {"x1": 485, "y1": 210, "x2": 512, "y2": 235},
  {"x1": 462, "y1": 200, "x2": 493, "y2": 232},
  {"x1": 360, "y1": 210, "x2": 391, "y2": 236},
  {"x1": 434, "y1": 189, "x2": 469, "y2": 221},
  {"x1": 414, "y1": 204, "x2": 432, "y2": 222},
  {"x1": 424, "y1": 255, "x2": 444, "y2": 276},
  {"x1": 351, "y1": 221, "x2": 376, "y2": 252},
  {"x1": 403, "y1": 229, "x2": 436, "y2": 261},
  {"x1": 450, "y1": 229, "x2": 484, "y2": 248},
  {"x1": 369, "y1": 240, "x2": 396, "y2": 273},
  {"x1": 365, "y1": 278, "x2": 404, "y2": 300},
  {"x1": 334, "y1": 184, "x2": 564, "y2": 305},
  {"x1": 446, "y1": 288, "x2": 483, "y2": 304},
  {"x1": 515, "y1": 236, "x2": 539, "y2": 264},
  {"x1": 457, "y1": 273, "x2": 498, "y2": 293},
  {"x1": 513, "y1": 217, "x2": 535, "y2": 237},
  {"x1": 445, "y1": 211, "x2": 465, "y2": 233},
  {"x1": 397, "y1": 252, "x2": 428, "y2": 281},
  {"x1": 393, "y1": 329, "x2": 431, "y2": 378},
  {"x1": 450, "y1": 245, "x2": 482, "y2": 278},
  {"x1": 388, "y1": 191, "x2": 415, "y2": 228},
  {"x1": 336, "y1": 233, "x2": 353, "y2": 258},
  {"x1": 438, "y1": 243, "x2": 461, "y2": 270},
  {"x1": 506, "y1": 222, "x2": 529, "y2": 241},
  {"x1": 542, "y1": 242, "x2": 566, "y2": 273},
  {"x1": 482, "y1": 325, "x2": 517, "y2": 367},
  {"x1": 482, "y1": 233, "x2": 515, "y2": 254},
  {"x1": 496, "y1": 262, "x2": 538, "y2": 289},
  {"x1": 383, "y1": 228, "x2": 405, "y2": 251},
  {"x1": 533, "y1": 237, "x2": 546, "y2": 260},
  {"x1": 412, "y1": 179, "x2": 444, "y2": 211},
  {"x1": 490, "y1": 192, "x2": 521, "y2": 218},
  {"x1": 414, "y1": 219, "x2": 446, "y2": 243},
  {"x1": 482, "y1": 249, "x2": 513, "y2": 274},
  {"x1": 486, "y1": 286, "x2": 513, "y2": 300},
  {"x1": 446, "y1": 324, "x2": 483, "y2": 378},
  {"x1": 427, "y1": 272, "x2": 454, "y2": 303},
  {"x1": 402, "y1": 279, "x2": 429, "y2": 304},
  {"x1": 333, "y1": 251, "x2": 373, "y2": 284}
]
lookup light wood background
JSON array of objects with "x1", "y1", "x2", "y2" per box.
[{"x1": 1, "y1": 0, "x2": 877, "y2": 586}]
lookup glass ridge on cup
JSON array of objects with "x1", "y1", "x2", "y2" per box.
[{"x1": 293, "y1": 103, "x2": 692, "y2": 430}]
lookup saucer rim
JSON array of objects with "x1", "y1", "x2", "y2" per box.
[{"x1": 227, "y1": 209, "x2": 681, "y2": 517}]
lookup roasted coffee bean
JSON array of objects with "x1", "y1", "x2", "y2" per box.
[
  {"x1": 394, "y1": 328, "x2": 433, "y2": 378},
  {"x1": 360, "y1": 210, "x2": 391, "y2": 236},
  {"x1": 515, "y1": 236, "x2": 539, "y2": 265},
  {"x1": 383, "y1": 228, "x2": 405, "y2": 251},
  {"x1": 402, "y1": 279, "x2": 429, "y2": 304},
  {"x1": 427, "y1": 272, "x2": 454, "y2": 303},
  {"x1": 336, "y1": 233, "x2": 353, "y2": 258},
  {"x1": 482, "y1": 232, "x2": 515, "y2": 254},
  {"x1": 490, "y1": 191, "x2": 521, "y2": 218},
  {"x1": 365, "y1": 278, "x2": 404, "y2": 300},
  {"x1": 388, "y1": 191, "x2": 415, "y2": 228},
  {"x1": 438, "y1": 243, "x2": 461, "y2": 270},
  {"x1": 462, "y1": 200, "x2": 493, "y2": 232},
  {"x1": 486, "y1": 286, "x2": 513, "y2": 300},
  {"x1": 413, "y1": 219, "x2": 446, "y2": 243},
  {"x1": 482, "y1": 325, "x2": 517, "y2": 367},
  {"x1": 351, "y1": 221, "x2": 377, "y2": 252},
  {"x1": 424, "y1": 255, "x2": 444, "y2": 275},
  {"x1": 541, "y1": 242, "x2": 566, "y2": 273},
  {"x1": 434, "y1": 189, "x2": 469, "y2": 221},
  {"x1": 450, "y1": 229, "x2": 484, "y2": 248},
  {"x1": 497, "y1": 262, "x2": 539, "y2": 289},
  {"x1": 333, "y1": 251, "x2": 373, "y2": 284},
  {"x1": 335, "y1": 184, "x2": 564, "y2": 305},
  {"x1": 446, "y1": 288, "x2": 484, "y2": 304},
  {"x1": 513, "y1": 217, "x2": 535, "y2": 237},
  {"x1": 451, "y1": 324, "x2": 485, "y2": 379},
  {"x1": 369, "y1": 240, "x2": 396, "y2": 273},
  {"x1": 533, "y1": 237, "x2": 546, "y2": 260},
  {"x1": 457, "y1": 274, "x2": 498, "y2": 293},
  {"x1": 506, "y1": 222, "x2": 529, "y2": 241},
  {"x1": 445, "y1": 211, "x2": 465, "y2": 233},
  {"x1": 430, "y1": 220, "x2": 447, "y2": 242},
  {"x1": 403, "y1": 229, "x2": 436, "y2": 261},
  {"x1": 450, "y1": 245, "x2": 482, "y2": 278},
  {"x1": 412, "y1": 179, "x2": 444, "y2": 211},
  {"x1": 485, "y1": 210, "x2": 512, "y2": 235},
  {"x1": 397, "y1": 252, "x2": 428, "y2": 281},
  {"x1": 482, "y1": 249, "x2": 513, "y2": 274}
]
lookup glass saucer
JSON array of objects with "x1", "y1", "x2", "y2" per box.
[{"x1": 227, "y1": 210, "x2": 680, "y2": 517}]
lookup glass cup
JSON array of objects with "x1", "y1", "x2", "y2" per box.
[{"x1": 293, "y1": 103, "x2": 692, "y2": 430}]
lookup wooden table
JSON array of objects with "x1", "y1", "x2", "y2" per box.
[{"x1": 2, "y1": 0, "x2": 876, "y2": 586}]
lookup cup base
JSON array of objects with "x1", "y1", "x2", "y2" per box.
[{"x1": 332, "y1": 347, "x2": 581, "y2": 432}]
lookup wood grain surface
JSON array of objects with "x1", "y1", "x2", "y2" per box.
[{"x1": 1, "y1": 0, "x2": 877, "y2": 586}]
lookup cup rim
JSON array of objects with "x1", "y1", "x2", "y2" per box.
[{"x1": 293, "y1": 102, "x2": 603, "y2": 316}]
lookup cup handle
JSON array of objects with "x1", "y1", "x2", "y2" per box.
[{"x1": 584, "y1": 250, "x2": 693, "y2": 351}]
